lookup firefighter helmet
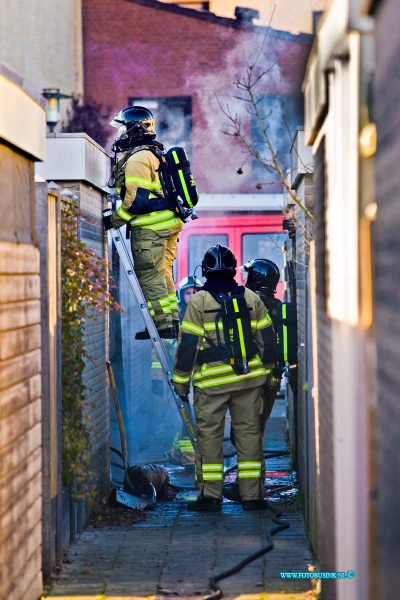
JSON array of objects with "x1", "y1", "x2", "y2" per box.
[
  {"x1": 202, "y1": 244, "x2": 237, "y2": 277},
  {"x1": 110, "y1": 106, "x2": 156, "y2": 151},
  {"x1": 242, "y1": 258, "x2": 280, "y2": 293},
  {"x1": 177, "y1": 276, "x2": 202, "y2": 304}
]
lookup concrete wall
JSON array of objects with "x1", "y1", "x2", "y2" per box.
[
  {"x1": 0, "y1": 67, "x2": 46, "y2": 600},
  {"x1": 0, "y1": 0, "x2": 83, "y2": 126},
  {"x1": 0, "y1": 0, "x2": 83, "y2": 93}
]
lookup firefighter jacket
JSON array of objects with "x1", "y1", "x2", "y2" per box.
[
  {"x1": 173, "y1": 288, "x2": 276, "y2": 396},
  {"x1": 110, "y1": 147, "x2": 181, "y2": 232}
]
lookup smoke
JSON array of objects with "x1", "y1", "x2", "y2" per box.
[{"x1": 183, "y1": 25, "x2": 286, "y2": 194}]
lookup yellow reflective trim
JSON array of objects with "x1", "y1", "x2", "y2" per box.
[
  {"x1": 195, "y1": 368, "x2": 266, "y2": 389},
  {"x1": 129, "y1": 210, "x2": 175, "y2": 227},
  {"x1": 233, "y1": 298, "x2": 246, "y2": 360},
  {"x1": 159, "y1": 297, "x2": 171, "y2": 306},
  {"x1": 125, "y1": 176, "x2": 162, "y2": 189},
  {"x1": 256, "y1": 314, "x2": 272, "y2": 329},
  {"x1": 181, "y1": 321, "x2": 204, "y2": 336},
  {"x1": 238, "y1": 462, "x2": 262, "y2": 468},
  {"x1": 147, "y1": 301, "x2": 155, "y2": 316},
  {"x1": 238, "y1": 472, "x2": 262, "y2": 479},
  {"x1": 172, "y1": 150, "x2": 193, "y2": 209},
  {"x1": 151, "y1": 361, "x2": 162, "y2": 369},
  {"x1": 173, "y1": 373, "x2": 191, "y2": 384},
  {"x1": 116, "y1": 206, "x2": 133, "y2": 222},
  {"x1": 204, "y1": 322, "x2": 223, "y2": 331},
  {"x1": 143, "y1": 217, "x2": 181, "y2": 231},
  {"x1": 203, "y1": 474, "x2": 223, "y2": 481},
  {"x1": 283, "y1": 304, "x2": 288, "y2": 363},
  {"x1": 202, "y1": 464, "x2": 224, "y2": 470},
  {"x1": 193, "y1": 357, "x2": 262, "y2": 380}
]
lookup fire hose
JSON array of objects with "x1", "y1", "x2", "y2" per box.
[
  {"x1": 202, "y1": 447, "x2": 291, "y2": 599},
  {"x1": 204, "y1": 499, "x2": 290, "y2": 600}
]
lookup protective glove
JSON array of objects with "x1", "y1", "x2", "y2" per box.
[
  {"x1": 151, "y1": 380, "x2": 164, "y2": 397},
  {"x1": 265, "y1": 364, "x2": 281, "y2": 390},
  {"x1": 173, "y1": 382, "x2": 190, "y2": 397},
  {"x1": 269, "y1": 366, "x2": 282, "y2": 390},
  {"x1": 102, "y1": 209, "x2": 113, "y2": 231}
]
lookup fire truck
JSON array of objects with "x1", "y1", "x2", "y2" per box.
[{"x1": 175, "y1": 193, "x2": 287, "y2": 299}]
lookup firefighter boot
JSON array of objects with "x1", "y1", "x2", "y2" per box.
[
  {"x1": 187, "y1": 495, "x2": 222, "y2": 512},
  {"x1": 135, "y1": 326, "x2": 177, "y2": 340},
  {"x1": 242, "y1": 499, "x2": 270, "y2": 511}
]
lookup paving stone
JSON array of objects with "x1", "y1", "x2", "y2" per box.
[{"x1": 46, "y1": 416, "x2": 313, "y2": 599}]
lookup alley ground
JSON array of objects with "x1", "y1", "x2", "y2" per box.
[{"x1": 44, "y1": 400, "x2": 315, "y2": 600}]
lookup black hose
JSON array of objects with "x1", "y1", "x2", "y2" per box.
[{"x1": 204, "y1": 500, "x2": 290, "y2": 600}]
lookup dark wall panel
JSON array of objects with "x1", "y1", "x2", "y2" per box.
[{"x1": 373, "y1": 0, "x2": 400, "y2": 595}]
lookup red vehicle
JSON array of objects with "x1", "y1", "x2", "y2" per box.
[{"x1": 175, "y1": 194, "x2": 287, "y2": 300}]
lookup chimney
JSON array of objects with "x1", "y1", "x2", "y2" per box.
[{"x1": 234, "y1": 7, "x2": 260, "y2": 24}]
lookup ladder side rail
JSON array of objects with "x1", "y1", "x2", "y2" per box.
[{"x1": 109, "y1": 227, "x2": 198, "y2": 450}]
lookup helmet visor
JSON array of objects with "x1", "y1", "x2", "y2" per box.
[{"x1": 109, "y1": 111, "x2": 126, "y2": 129}]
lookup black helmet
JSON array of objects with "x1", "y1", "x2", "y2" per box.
[
  {"x1": 177, "y1": 276, "x2": 202, "y2": 304},
  {"x1": 202, "y1": 244, "x2": 237, "y2": 277},
  {"x1": 110, "y1": 106, "x2": 156, "y2": 151},
  {"x1": 243, "y1": 258, "x2": 280, "y2": 293}
]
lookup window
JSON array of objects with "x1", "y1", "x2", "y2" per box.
[
  {"x1": 242, "y1": 233, "x2": 287, "y2": 279},
  {"x1": 188, "y1": 234, "x2": 228, "y2": 282},
  {"x1": 129, "y1": 96, "x2": 192, "y2": 155},
  {"x1": 252, "y1": 94, "x2": 304, "y2": 189}
]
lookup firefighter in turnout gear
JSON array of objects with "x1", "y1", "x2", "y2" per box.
[
  {"x1": 103, "y1": 106, "x2": 182, "y2": 339},
  {"x1": 241, "y1": 259, "x2": 282, "y2": 433},
  {"x1": 173, "y1": 245, "x2": 276, "y2": 512},
  {"x1": 177, "y1": 275, "x2": 202, "y2": 322}
]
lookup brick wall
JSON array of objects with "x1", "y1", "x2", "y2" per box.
[
  {"x1": 0, "y1": 145, "x2": 43, "y2": 599},
  {"x1": 373, "y1": 0, "x2": 400, "y2": 594},
  {"x1": 59, "y1": 183, "x2": 110, "y2": 506},
  {"x1": 82, "y1": 0, "x2": 313, "y2": 193},
  {"x1": 313, "y1": 140, "x2": 335, "y2": 599},
  {"x1": 291, "y1": 173, "x2": 314, "y2": 514}
]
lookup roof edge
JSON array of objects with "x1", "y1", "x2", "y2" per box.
[{"x1": 124, "y1": 0, "x2": 315, "y2": 43}]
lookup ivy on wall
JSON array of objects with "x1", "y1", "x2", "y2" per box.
[{"x1": 61, "y1": 201, "x2": 119, "y2": 498}]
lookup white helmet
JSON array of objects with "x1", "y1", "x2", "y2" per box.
[{"x1": 177, "y1": 276, "x2": 202, "y2": 304}]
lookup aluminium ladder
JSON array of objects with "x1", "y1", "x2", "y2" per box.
[{"x1": 105, "y1": 211, "x2": 198, "y2": 452}]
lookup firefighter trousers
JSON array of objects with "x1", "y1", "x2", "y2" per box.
[
  {"x1": 130, "y1": 224, "x2": 182, "y2": 329},
  {"x1": 260, "y1": 384, "x2": 279, "y2": 436},
  {"x1": 193, "y1": 385, "x2": 265, "y2": 501}
]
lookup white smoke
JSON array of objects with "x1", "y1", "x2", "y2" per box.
[{"x1": 184, "y1": 25, "x2": 283, "y2": 194}]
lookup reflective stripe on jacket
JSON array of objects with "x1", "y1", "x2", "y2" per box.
[
  {"x1": 173, "y1": 288, "x2": 275, "y2": 395},
  {"x1": 110, "y1": 148, "x2": 180, "y2": 232}
]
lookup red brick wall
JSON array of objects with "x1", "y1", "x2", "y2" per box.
[{"x1": 83, "y1": 0, "x2": 313, "y2": 193}]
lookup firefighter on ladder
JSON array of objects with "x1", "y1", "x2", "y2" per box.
[
  {"x1": 103, "y1": 106, "x2": 182, "y2": 339},
  {"x1": 172, "y1": 244, "x2": 276, "y2": 511}
]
